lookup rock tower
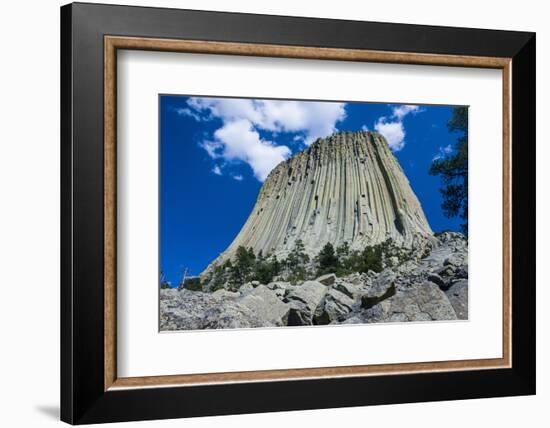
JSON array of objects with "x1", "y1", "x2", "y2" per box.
[{"x1": 203, "y1": 131, "x2": 433, "y2": 274}]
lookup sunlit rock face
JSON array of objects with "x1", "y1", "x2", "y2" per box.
[{"x1": 203, "y1": 131, "x2": 433, "y2": 274}]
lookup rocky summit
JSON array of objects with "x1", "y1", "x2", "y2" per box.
[
  {"x1": 202, "y1": 131, "x2": 434, "y2": 278},
  {"x1": 160, "y1": 232, "x2": 468, "y2": 330}
]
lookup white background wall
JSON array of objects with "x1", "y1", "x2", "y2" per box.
[{"x1": 0, "y1": 1, "x2": 546, "y2": 427}]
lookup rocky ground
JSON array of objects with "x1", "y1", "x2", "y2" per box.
[{"x1": 160, "y1": 232, "x2": 468, "y2": 331}]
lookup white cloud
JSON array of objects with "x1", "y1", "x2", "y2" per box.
[
  {"x1": 212, "y1": 165, "x2": 222, "y2": 176},
  {"x1": 361, "y1": 125, "x2": 369, "y2": 131},
  {"x1": 232, "y1": 174, "x2": 244, "y2": 181},
  {"x1": 188, "y1": 97, "x2": 259, "y2": 123},
  {"x1": 199, "y1": 141, "x2": 223, "y2": 159},
  {"x1": 212, "y1": 119, "x2": 291, "y2": 182},
  {"x1": 373, "y1": 104, "x2": 423, "y2": 152},
  {"x1": 187, "y1": 97, "x2": 346, "y2": 146},
  {"x1": 187, "y1": 97, "x2": 346, "y2": 181},
  {"x1": 374, "y1": 118, "x2": 406, "y2": 151},
  {"x1": 172, "y1": 106, "x2": 202, "y2": 121},
  {"x1": 392, "y1": 104, "x2": 422, "y2": 120},
  {"x1": 256, "y1": 99, "x2": 347, "y2": 145},
  {"x1": 432, "y1": 144, "x2": 453, "y2": 161}
]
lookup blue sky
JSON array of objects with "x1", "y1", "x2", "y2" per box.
[{"x1": 160, "y1": 95, "x2": 465, "y2": 285}]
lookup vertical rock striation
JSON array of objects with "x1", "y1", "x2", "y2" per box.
[{"x1": 203, "y1": 131, "x2": 433, "y2": 275}]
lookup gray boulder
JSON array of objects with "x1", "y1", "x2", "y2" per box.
[
  {"x1": 427, "y1": 272, "x2": 446, "y2": 289},
  {"x1": 239, "y1": 285, "x2": 290, "y2": 326},
  {"x1": 239, "y1": 282, "x2": 255, "y2": 293},
  {"x1": 361, "y1": 269, "x2": 396, "y2": 309},
  {"x1": 396, "y1": 260, "x2": 419, "y2": 274},
  {"x1": 160, "y1": 289, "x2": 264, "y2": 330},
  {"x1": 345, "y1": 280, "x2": 459, "y2": 324},
  {"x1": 266, "y1": 281, "x2": 290, "y2": 290},
  {"x1": 212, "y1": 289, "x2": 240, "y2": 299},
  {"x1": 160, "y1": 286, "x2": 290, "y2": 330},
  {"x1": 387, "y1": 281, "x2": 457, "y2": 321},
  {"x1": 316, "y1": 273, "x2": 337, "y2": 286},
  {"x1": 414, "y1": 281, "x2": 457, "y2": 320},
  {"x1": 340, "y1": 272, "x2": 363, "y2": 285},
  {"x1": 335, "y1": 281, "x2": 367, "y2": 300},
  {"x1": 266, "y1": 281, "x2": 290, "y2": 298},
  {"x1": 202, "y1": 302, "x2": 268, "y2": 329},
  {"x1": 444, "y1": 254, "x2": 465, "y2": 267},
  {"x1": 445, "y1": 279, "x2": 468, "y2": 320},
  {"x1": 203, "y1": 286, "x2": 290, "y2": 329},
  {"x1": 160, "y1": 289, "x2": 211, "y2": 331},
  {"x1": 319, "y1": 288, "x2": 355, "y2": 323},
  {"x1": 435, "y1": 265, "x2": 456, "y2": 277},
  {"x1": 286, "y1": 280, "x2": 327, "y2": 326},
  {"x1": 339, "y1": 315, "x2": 364, "y2": 325}
]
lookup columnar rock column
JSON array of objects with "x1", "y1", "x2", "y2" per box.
[{"x1": 203, "y1": 131, "x2": 433, "y2": 275}]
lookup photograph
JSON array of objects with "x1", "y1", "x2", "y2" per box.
[{"x1": 159, "y1": 95, "x2": 469, "y2": 331}]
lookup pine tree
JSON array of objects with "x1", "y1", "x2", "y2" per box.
[
  {"x1": 316, "y1": 242, "x2": 340, "y2": 276},
  {"x1": 229, "y1": 246, "x2": 256, "y2": 287},
  {"x1": 284, "y1": 239, "x2": 310, "y2": 282},
  {"x1": 430, "y1": 106, "x2": 468, "y2": 234}
]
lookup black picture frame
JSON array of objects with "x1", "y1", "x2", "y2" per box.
[{"x1": 61, "y1": 2, "x2": 535, "y2": 424}]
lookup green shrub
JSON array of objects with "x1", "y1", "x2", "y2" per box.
[
  {"x1": 228, "y1": 246, "x2": 256, "y2": 287},
  {"x1": 209, "y1": 262, "x2": 230, "y2": 292},
  {"x1": 343, "y1": 244, "x2": 384, "y2": 274},
  {"x1": 358, "y1": 245, "x2": 384, "y2": 273},
  {"x1": 253, "y1": 252, "x2": 281, "y2": 284},
  {"x1": 315, "y1": 242, "x2": 340, "y2": 276},
  {"x1": 283, "y1": 239, "x2": 310, "y2": 282},
  {"x1": 182, "y1": 277, "x2": 201, "y2": 291}
]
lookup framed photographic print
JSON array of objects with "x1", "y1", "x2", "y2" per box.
[{"x1": 61, "y1": 2, "x2": 536, "y2": 424}]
